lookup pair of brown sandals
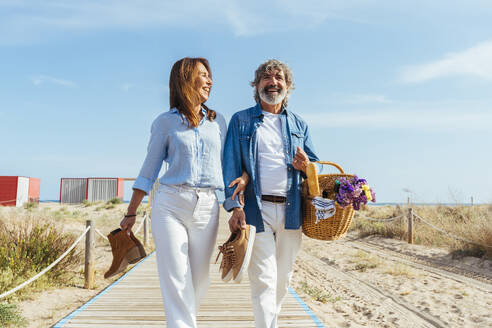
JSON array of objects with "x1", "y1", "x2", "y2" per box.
[{"x1": 104, "y1": 228, "x2": 147, "y2": 279}]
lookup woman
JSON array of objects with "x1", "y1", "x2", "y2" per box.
[{"x1": 120, "y1": 57, "x2": 247, "y2": 328}]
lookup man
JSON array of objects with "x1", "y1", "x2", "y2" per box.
[{"x1": 223, "y1": 59, "x2": 319, "y2": 328}]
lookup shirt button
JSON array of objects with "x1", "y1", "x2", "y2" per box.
[{"x1": 287, "y1": 202, "x2": 291, "y2": 206}]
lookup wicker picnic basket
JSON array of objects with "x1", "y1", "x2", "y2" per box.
[{"x1": 302, "y1": 161, "x2": 355, "y2": 241}]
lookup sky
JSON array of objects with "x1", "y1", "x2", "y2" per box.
[{"x1": 1, "y1": 1, "x2": 491, "y2": 204}]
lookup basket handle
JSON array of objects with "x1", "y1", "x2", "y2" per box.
[{"x1": 314, "y1": 161, "x2": 345, "y2": 174}]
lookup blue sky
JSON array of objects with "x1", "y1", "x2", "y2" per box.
[{"x1": 1, "y1": 1, "x2": 491, "y2": 203}]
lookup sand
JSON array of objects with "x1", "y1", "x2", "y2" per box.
[{"x1": 292, "y1": 234, "x2": 491, "y2": 327}]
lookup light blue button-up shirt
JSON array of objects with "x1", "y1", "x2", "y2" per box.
[{"x1": 133, "y1": 108, "x2": 227, "y2": 194}]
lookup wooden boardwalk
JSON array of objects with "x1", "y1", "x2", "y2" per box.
[{"x1": 54, "y1": 226, "x2": 324, "y2": 328}]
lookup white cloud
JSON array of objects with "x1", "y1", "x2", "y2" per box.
[
  {"x1": 339, "y1": 94, "x2": 392, "y2": 104},
  {"x1": 30, "y1": 75, "x2": 77, "y2": 87},
  {"x1": 0, "y1": 1, "x2": 215, "y2": 44},
  {"x1": 2, "y1": 1, "x2": 492, "y2": 44},
  {"x1": 121, "y1": 83, "x2": 134, "y2": 92},
  {"x1": 400, "y1": 40, "x2": 492, "y2": 83},
  {"x1": 2, "y1": 1, "x2": 492, "y2": 45},
  {"x1": 303, "y1": 108, "x2": 492, "y2": 130},
  {"x1": 0, "y1": 0, "x2": 373, "y2": 43}
]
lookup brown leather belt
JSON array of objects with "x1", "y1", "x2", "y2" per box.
[{"x1": 261, "y1": 195, "x2": 286, "y2": 203}]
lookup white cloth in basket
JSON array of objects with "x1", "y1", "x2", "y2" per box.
[{"x1": 311, "y1": 197, "x2": 336, "y2": 223}]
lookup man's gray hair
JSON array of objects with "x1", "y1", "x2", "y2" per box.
[{"x1": 250, "y1": 59, "x2": 295, "y2": 107}]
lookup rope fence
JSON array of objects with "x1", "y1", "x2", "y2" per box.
[
  {"x1": 94, "y1": 213, "x2": 149, "y2": 242},
  {"x1": 413, "y1": 212, "x2": 492, "y2": 249},
  {"x1": 0, "y1": 199, "x2": 17, "y2": 205},
  {"x1": 356, "y1": 207, "x2": 492, "y2": 248},
  {"x1": 95, "y1": 228, "x2": 108, "y2": 241},
  {"x1": 134, "y1": 213, "x2": 147, "y2": 234},
  {"x1": 0, "y1": 212, "x2": 153, "y2": 300},
  {"x1": 0, "y1": 226, "x2": 91, "y2": 300},
  {"x1": 355, "y1": 212, "x2": 405, "y2": 222}
]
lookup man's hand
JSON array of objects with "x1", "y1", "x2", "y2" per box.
[
  {"x1": 229, "y1": 208, "x2": 246, "y2": 232},
  {"x1": 292, "y1": 146, "x2": 310, "y2": 173},
  {"x1": 229, "y1": 171, "x2": 249, "y2": 206}
]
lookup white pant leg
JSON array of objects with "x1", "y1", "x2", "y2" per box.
[
  {"x1": 248, "y1": 201, "x2": 302, "y2": 328},
  {"x1": 188, "y1": 190, "x2": 219, "y2": 310},
  {"x1": 248, "y1": 201, "x2": 278, "y2": 328},
  {"x1": 151, "y1": 187, "x2": 196, "y2": 328},
  {"x1": 274, "y1": 203, "x2": 302, "y2": 319},
  {"x1": 151, "y1": 185, "x2": 219, "y2": 328},
  {"x1": 248, "y1": 226, "x2": 276, "y2": 327}
]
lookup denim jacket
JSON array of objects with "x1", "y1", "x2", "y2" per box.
[{"x1": 223, "y1": 103, "x2": 319, "y2": 233}]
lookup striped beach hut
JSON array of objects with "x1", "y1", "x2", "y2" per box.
[
  {"x1": 60, "y1": 177, "x2": 134, "y2": 204},
  {"x1": 0, "y1": 176, "x2": 40, "y2": 207}
]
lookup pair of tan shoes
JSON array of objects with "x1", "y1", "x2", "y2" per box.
[
  {"x1": 104, "y1": 228, "x2": 147, "y2": 279},
  {"x1": 216, "y1": 225, "x2": 256, "y2": 283}
]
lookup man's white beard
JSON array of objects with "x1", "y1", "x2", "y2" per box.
[{"x1": 259, "y1": 87, "x2": 286, "y2": 105}]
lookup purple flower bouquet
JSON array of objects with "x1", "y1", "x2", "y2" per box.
[{"x1": 334, "y1": 176, "x2": 376, "y2": 210}]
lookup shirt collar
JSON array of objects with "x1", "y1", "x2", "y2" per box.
[
  {"x1": 254, "y1": 102, "x2": 289, "y2": 117},
  {"x1": 170, "y1": 107, "x2": 208, "y2": 125},
  {"x1": 200, "y1": 107, "x2": 207, "y2": 118}
]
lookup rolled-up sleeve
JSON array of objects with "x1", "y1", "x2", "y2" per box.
[
  {"x1": 216, "y1": 113, "x2": 228, "y2": 163},
  {"x1": 222, "y1": 114, "x2": 243, "y2": 211},
  {"x1": 298, "y1": 122, "x2": 319, "y2": 179},
  {"x1": 133, "y1": 118, "x2": 167, "y2": 194},
  {"x1": 303, "y1": 123, "x2": 319, "y2": 163}
]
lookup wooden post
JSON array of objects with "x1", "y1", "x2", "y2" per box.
[
  {"x1": 143, "y1": 213, "x2": 149, "y2": 247},
  {"x1": 84, "y1": 220, "x2": 95, "y2": 289},
  {"x1": 407, "y1": 196, "x2": 410, "y2": 205},
  {"x1": 407, "y1": 208, "x2": 414, "y2": 244},
  {"x1": 471, "y1": 196, "x2": 474, "y2": 206}
]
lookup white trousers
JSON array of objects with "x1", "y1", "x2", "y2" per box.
[
  {"x1": 248, "y1": 201, "x2": 303, "y2": 328},
  {"x1": 151, "y1": 184, "x2": 219, "y2": 328}
]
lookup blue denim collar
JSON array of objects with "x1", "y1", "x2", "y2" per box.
[{"x1": 255, "y1": 102, "x2": 289, "y2": 118}]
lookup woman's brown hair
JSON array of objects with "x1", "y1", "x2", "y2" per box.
[{"x1": 169, "y1": 57, "x2": 216, "y2": 127}]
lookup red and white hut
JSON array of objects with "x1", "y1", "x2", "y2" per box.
[{"x1": 0, "y1": 176, "x2": 40, "y2": 207}]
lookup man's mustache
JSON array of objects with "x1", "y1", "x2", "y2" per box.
[{"x1": 262, "y1": 85, "x2": 282, "y2": 93}]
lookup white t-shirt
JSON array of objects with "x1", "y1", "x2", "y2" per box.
[{"x1": 257, "y1": 111, "x2": 288, "y2": 196}]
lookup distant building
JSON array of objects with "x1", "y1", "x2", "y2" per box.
[
  {"x1": 60, "y1": 177, "x2": 135, "y2": 204},
  {"x1": 0, "y1": 176, "x2": 40, "y2": 207}
]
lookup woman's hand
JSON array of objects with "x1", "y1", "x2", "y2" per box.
[
  {"x1": 120, "y1": 189, "x2": 146, "y2": 233},
  {"x1": 120, "y1": 215, "x2": 136, "y2": 233},
  {"x1": 229, "y1": 171, "x2": 249, "y2": 206}
]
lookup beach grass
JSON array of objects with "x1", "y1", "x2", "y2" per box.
[
  {"x1": 0, "y1": 202, "x2": 131, "y2": 323},
  {"x1": 299, "y1": 281, "x2": 340, "y2": 303},
  {"x1": 350, "y1": 204, "x2": 492, "y2": 259},
  {"x1": 0, "y1": 202, "x2": 149, "y2": 299},
  {"x1": 0, "y1": 302, "x2": 26, "y2": 327},
  {"x1": 0, "y1": 213, "x2": 82, "y2": 302},
  {"x1": 350, "y1": 250, "x2": 381, "y2": 272}
]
